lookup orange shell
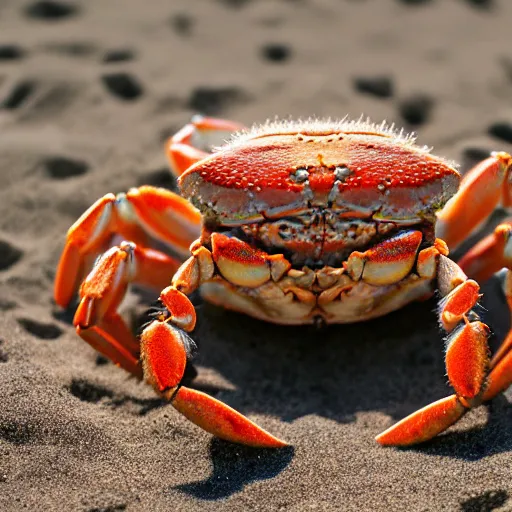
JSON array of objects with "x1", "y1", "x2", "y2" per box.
[{"x1": 179, "y1": 119, "x2": 460, "y2": 225}]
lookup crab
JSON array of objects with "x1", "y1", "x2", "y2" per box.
[{"x1": 54, "y1": 115, "x2": 512, "y2": 448}]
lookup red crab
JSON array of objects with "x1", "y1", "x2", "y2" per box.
[{"x1": 54, "y1": 116, "x2": 512, "y2": 448}]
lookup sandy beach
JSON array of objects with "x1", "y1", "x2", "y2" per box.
[{"x1": 1, "y1": 0, "x2": 512, "y2": 510}]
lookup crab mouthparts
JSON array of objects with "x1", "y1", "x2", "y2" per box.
[{"x1": 226, "y1": 208, "x2": 434, "y2": 268}]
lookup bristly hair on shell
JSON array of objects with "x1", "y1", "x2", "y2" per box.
[{"x1": 219, "y1": 115, "x2": 423, "y2": 152}]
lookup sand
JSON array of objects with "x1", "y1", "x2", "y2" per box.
[{"x1": 1, "y1": 0, "x2": 512, "y2": 510}]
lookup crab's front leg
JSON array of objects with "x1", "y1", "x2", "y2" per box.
[
  {"x1": 375, "y1": 253, "x2": 512, "y2": 446},
  {"x1": 54, "y1": 186, "x2": 202, "y2": 309},
  {"x1": 140, "y1": 237, "x2": 288, "y2": 448},
  {"x1": 73, "y1": 241, "x2": 183, "y2": 378},
  {"x1": 436, "y1": 152, "x2": 512, "y2": 250}
]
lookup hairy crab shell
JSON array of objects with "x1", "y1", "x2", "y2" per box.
[{"x1": 179, "y1": 119, "x2": 460, "y2": 227}]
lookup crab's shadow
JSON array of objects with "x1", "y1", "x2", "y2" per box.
[
  {"x1": 153, "y1": 274, "x2": 512, "y2": 500},
  {"x1": 175, "y1": 439, "x2": 294, "y2": 500}
]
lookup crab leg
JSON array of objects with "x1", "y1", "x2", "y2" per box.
[
  {"x1": 456, "y1": 220, "x2": 512, "y2": 284},
  {"x1": 454, "y1": 220, "x2": 512, "y2": 371},
  {"x1": 436, "y1": 152, "x2": 512, "y2": 250},
  {"x1": 73, "y1": 241, "x2": 182, "y2": 378},
  {"x1": 376, "y1": 254, "x2": 491, "y2": 446},
  {"x1": 54, "y1": 186, "x2": 200, "y2": 308},
  {"x1": 140, "y1": 240, "x2": 288, "y2": 448},
  {"x1": 483, "y1": 271, "x2": 512, "y2": 399},
  {"x1": 166, "y1": 116, "x2": 246, "y2": 177}
]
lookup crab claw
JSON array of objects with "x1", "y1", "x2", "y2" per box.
[
  {"x1": 140, "y1": 319, "x2": 287, "y2": 448},
  {"x1": 172, "y1": 387, "x2": 288, "y2": 448},
  {"x1": 375, "y1": 395, "x2": 466, "y2": 447}
]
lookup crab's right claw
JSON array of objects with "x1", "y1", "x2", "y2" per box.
[
  {"x1": 140, "y1": 319, "x2": 288, "y2": 448},
  {"x1": 375, "y1": 395, "x2": 465, "y2": 447}
]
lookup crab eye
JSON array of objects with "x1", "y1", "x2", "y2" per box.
[
  {"x1": 334, "y1": 166, "x2": 352, "y2": 181},
  {"x1": 290, "y1": 168, "x2": 309, "y2": 183},
  {"x1": 277, "y1": 222, "x2": 293, "y2": 240}
]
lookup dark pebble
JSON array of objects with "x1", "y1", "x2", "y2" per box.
[
  {"x1": 102, "y1": 49, "x2": 134, "y2": 63},
  {"x1": 261, "y1": 44, "x2": 291, "y2": 63},
  {"x1": 462, "y1": 0, "x2": 493, "y2": 9},
  {"x1": 398, "y1": 94, "x2": 433, "y2": 125},
  {"x1": 353, "y1": 76, "x2": 394, "y2": 98},
  {"x1": 188, "y1": 86, "x2": 244, "y2": 115},
  {"x1": 0, "y1": 299, "x2": 17, "y2": 311},
  {"x1": 43, "y1": 156, "x2": 89, "y2": 179},
  {"x1": 397, "y1": 0, "x2": 432, "y2": 4},
  {"x1": 46, "y1": 42, "x2": 95, "y2": 57},
  {"x1": 462, "y1": 146, "x2": 492, "y2": 163},
  {"x1": 0, "y1": 45, "x2": 24, "y2": 61},
  {"x1": 170, "y1": 13, "x2": 194, "y2": 36},
  {"x1": 2, "y1": 81, "x2": 34, "y2": 109},
  {"x1": 17, "y1": 318, "x2": 63, "y2": 340},
  {"x1": 68, "y1": 378, "x2": 113, "y2": 403},
  {"x1": 101, "y1": 73, "x2": 143, "y2": 101},
  {"x1": 0, "y1": 339, "x2": 7, "y2": 363},
  {"x1": 138, "y1": 168, "x2": 177, "y2": 191},
  {"x1": 0, "y1": 240, "x2": 22, "y2": 271},
  {"x1": 95, "y1": 355, "x2": 109, "y2": 366},
  {"x1": 218, "y1": 0, "x2": 251, "y2": 7},
  {"x1": 488, "y1": 122, "x2": 512, "y2": 144},
  {"x1": 25, "y1": 1, "x2": 77, "y2": 20}
]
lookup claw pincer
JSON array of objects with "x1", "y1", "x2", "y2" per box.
[{"x1": 140, "y1": 288, "x2": 287, "y2": 448}]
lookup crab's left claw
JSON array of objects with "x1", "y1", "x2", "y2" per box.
[
  {"x1": 376, "y1": 256, "x2": 492, "y2": 447},
  {"x1": 140, "y1": 286, "x2": 288, "y2": 448}
]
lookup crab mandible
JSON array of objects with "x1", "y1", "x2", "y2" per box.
[{"x1": 54, "y1": 116, "x2": 512, "y2": 448}]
